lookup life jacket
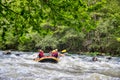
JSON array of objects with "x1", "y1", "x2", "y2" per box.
[
  {"x1": 51, "y1": 51, "x2": 58, "y2": 58},
  {"x1": 39, "y1": 51, "x2": 44, "y2": 58}
]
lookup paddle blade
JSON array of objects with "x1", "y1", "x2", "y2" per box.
[{"x1": 61, "y1": 49, "x2": 66, "y2": 53}]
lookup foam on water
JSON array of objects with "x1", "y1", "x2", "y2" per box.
[{"x1": 0, "y1": 51, "x2": 120, "y2": 80}]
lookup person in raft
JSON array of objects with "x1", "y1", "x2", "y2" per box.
[
  {"x1": 50, "y1": 49, "x2": 64, "y2": 58},
  {"x1": 38, "y1": 49, "x2": 44, "y2": 58}
]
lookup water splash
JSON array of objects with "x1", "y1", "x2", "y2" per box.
[{"x1": 0, "y1": 51, "x2": 120, "y2": 80}]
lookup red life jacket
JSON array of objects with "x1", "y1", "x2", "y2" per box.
[
  {"x1": 39, "y1": 51, "x2": 44, "y2": 58},
  {"x1": 52, "y1": 51, "x2": 58, "y2": 58}
]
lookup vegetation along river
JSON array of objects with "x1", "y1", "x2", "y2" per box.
[{"x1": 0, "y1": 51, "x2": 120, "y2": 80}]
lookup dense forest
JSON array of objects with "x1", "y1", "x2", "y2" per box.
[{"x1": 0, "y1": 0, "x2": 120, "y2": 56}]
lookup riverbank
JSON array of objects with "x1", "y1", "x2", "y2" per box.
[{"x1": 2, "y1": 49, "x2": 120, "y2": 58}]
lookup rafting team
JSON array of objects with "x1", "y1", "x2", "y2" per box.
[{"x1": 38, "y1": 49, "x2": 65, "y2": 58}]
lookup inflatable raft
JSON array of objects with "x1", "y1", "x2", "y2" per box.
[{"x1": 34, "y1": 56, "x2": 59, "y2": 63}]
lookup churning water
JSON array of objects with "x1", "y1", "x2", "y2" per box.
[{"x1": 0, "y1": 51, "x2": 120, "y2": 80}]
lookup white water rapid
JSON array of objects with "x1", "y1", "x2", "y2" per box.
[{"x1": 0, "y1": 51, "x2": 120, "y2": 80}]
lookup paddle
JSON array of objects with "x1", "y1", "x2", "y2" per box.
[
  {"x1": 61, "y1": 49, "x2": 67, "y2": 53},
  {"x1": 58, "y1": 49, "x2": 67, "y2": 57}
]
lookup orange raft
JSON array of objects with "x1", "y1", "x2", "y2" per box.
[{"x1": 34, "y1": 56, "x2": 59, "y2": 63}]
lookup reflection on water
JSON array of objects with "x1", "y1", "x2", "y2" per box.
[{"x1": 0, "y1": 51, "x2": 120, "y2": 80}]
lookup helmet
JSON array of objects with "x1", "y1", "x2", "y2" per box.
[
  {"x1": 39, "y1": 49, "x2": 43, "y2": 52},
  {"x1": 55, "y1": 49, "x2": 58, "y2": 51},
  {"x1": 52, "y1": 50, "x2": 56, "y2": 52}
]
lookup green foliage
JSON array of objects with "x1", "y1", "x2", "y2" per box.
[
  {"x1": 35, "y1": 35, "x2": 58, "y2": 50},
  {"x1": 0, "y1": 0, "x2": 120, "y2": 56},
  {"x1": 117, "y1": 38, "x2": 120, "y2": 42},
  {"x1": 85, "y1": 52, "x2": 100, "y2": 56}
]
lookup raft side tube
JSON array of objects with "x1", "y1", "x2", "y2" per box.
[{"x1": 34, "y1": 57, "x2": 59, "y2": 63}]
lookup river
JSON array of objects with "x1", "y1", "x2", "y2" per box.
[{"x1": 0, "y1": 51, "x2": 120, "y2": 80}]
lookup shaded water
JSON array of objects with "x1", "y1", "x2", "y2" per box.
[{"x1": 0, "y1": 51, "x2": 120, "y2": 80}]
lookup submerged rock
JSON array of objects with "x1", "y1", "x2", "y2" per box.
[
  {"x1": 15, "y1": 53, "x2": 20, "y2": 56},
  {"x1": 92, "y1": 57, "x2": 98, "y2": 61},
  {"x1": 106, "y1": 56, "x2": 112, "y2": 60},
  {"x1": 3, "y1": 50, "x2": 11, "y2": 55}
]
